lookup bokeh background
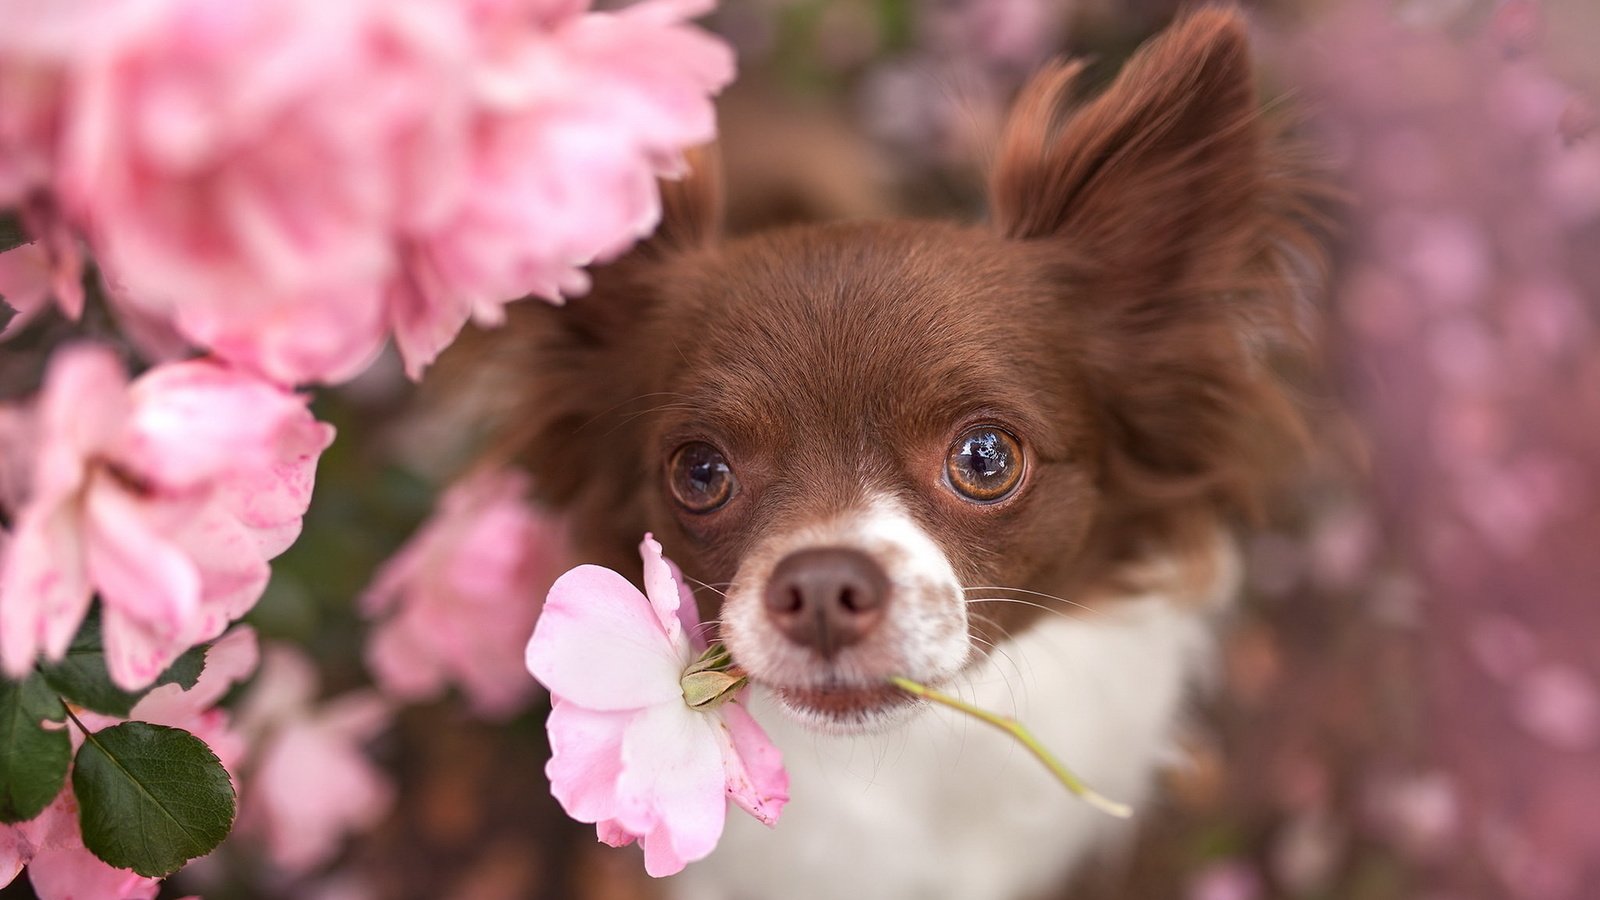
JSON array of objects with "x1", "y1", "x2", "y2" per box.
[{"x1": 4, "y1": 0, "x2": 1598, "y2": 898}]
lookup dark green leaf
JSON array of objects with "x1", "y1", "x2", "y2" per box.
[
  {"x1": 41, "y1": 611, "x2": 208, "y2": 716},
  {"x1": 0, "y1": 674, "x2": 71, "y2": 823},
  {"x1": 73, "y1": 721, "x2": 236, "y2": 877},
  {"x1": 0, "y1": 211, "x2": 26, "y2": 254},
  {"x1": 154, "y1": 645, "x2": 206, "y2": 692}
]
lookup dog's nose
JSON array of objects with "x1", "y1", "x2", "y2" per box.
[{"x1": 763, "y1": 547, "x2": 890, "y2": 659}]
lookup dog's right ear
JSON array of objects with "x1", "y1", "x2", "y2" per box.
[{"x1": 466, "y1": 147, "x2": 724, "y2": 562}]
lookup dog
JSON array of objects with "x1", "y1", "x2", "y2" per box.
[{"x1": 493, "y1": 8, "x2": 1323, "y2": 898}]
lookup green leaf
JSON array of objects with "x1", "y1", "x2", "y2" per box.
[
  {"x1": 0, "y1": 211, "x2": 26, "y2": 254},
  {"x1": 0, "y1": 674, "x2": 71, "y2": 823},
  {"x1": 41, "y1": 611, "x2": 208, "y2": 716},
  {"x1": 73, "y1": 721, "x2": 237, "y2": 877}
]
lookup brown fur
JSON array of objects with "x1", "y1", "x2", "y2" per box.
[{"x1": 476, "y1": 8, "x2": 1325, "y2": 640}]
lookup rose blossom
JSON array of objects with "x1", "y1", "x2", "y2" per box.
[
  {"x1": 526, "y1": 534, "x2": 788, "y2": 877},
  {"x1": 361, "y1": 468, "x2": 566, "y2": 719},
  {"x1": 0, "y1": 345, "x2": 334, "y2": 690},
  {"x1": 4, "y1": 0, "x2": 734, "y2": 384},
  {"x1": 234, "y1": 644, "x2": 395, "y2": 874}
]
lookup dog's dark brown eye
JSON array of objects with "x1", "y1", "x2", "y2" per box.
[
  {"x1": 946, "y1": 427, "x2": 1024, "y2": 503},
  {"x1": 668, "y1": 441, "x2": 735, "y2": 513}
]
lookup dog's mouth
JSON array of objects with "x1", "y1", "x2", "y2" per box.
[{"x1": 767, "y1": 680, "x2": 920, "y2": 732}]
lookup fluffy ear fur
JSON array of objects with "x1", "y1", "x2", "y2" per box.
[
  {"x1": 992, "y1": 8, "x2": 1326, "y2": 577},
  {"x1": 476, "y1": 148, "x2": 725, "y2": 569}
]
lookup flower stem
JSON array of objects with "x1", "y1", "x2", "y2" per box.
[{"x1": 888, "y1": 676, "x2": 1132, "y2": 819}]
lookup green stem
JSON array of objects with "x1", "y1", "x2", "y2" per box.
[{"x1": 889, "y1": 676, "x2": 1132, "y2": 819}]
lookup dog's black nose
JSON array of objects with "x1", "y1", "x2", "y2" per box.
[{"x1": 763, "y1": 547, "x2": 890, "y2": 659}]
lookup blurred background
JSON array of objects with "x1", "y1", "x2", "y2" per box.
[{"x1": 5, "y1": 0, "x2": 1597, "y2": 897}]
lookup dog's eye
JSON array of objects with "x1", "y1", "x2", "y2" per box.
[
  {"x1": 946, "y1": 427, "x2": 1024, "y2": 503},
  {"x1": 668, "y1": 441, "x2": 736, "y2": 513}
]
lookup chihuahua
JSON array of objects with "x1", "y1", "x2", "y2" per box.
[{"x1": 494, "y1": 8, "x2": 1323, "y2": 899}]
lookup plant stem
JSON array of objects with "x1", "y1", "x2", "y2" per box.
[{"x1": 888, "y1": 676, "x2": 1132, "y2": 819}]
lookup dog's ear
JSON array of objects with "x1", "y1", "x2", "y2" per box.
[
  {"x1": 991, "y1": 8, "x2": 1263, "y2": 286},
  {"x1": 993, "y1": 10, "x2": 1325, "y2": 565}
]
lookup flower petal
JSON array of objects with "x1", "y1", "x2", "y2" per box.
[
  {"x1": 639, "y1": 533, "x2": 686, "y2": 648},
  {"x1": 615, "y1": 703, "x2": 726, "y2": 867},
  {"x1": 83, "y1": 482, "x2": 202, "y2": 689},
  {"x1": 24, "y1": 847, "x2": 159, "y2": 900},
  {"x1": 0, "y1": 504, "x2": 92, "y2": 675},
  {"x1": 545, "y1": 700, "x2": 633, "y2": 825},
  {"x1": 716, "y1": 700, "x2": 789, "y2": 827},
  {"x1": 526, "y1": 565, "x2": 682, "y2": 710}
]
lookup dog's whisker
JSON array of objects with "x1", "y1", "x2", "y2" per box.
[
  {"x1": 963, "y1": 596, "x2": 1095, "y2": 624},
  {"x1": 962, "y1": 585, "x2": 1100, "y2": 615}
]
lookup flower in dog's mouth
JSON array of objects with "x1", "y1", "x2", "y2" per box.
[
  {"x1": 525, "y1": 534, "x2": 788, "y2": 877},
  {"x1": 526, "y1": 533, "x2": 1129, "y2": 877}
]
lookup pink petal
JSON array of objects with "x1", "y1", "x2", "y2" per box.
[
  {"x1": 31, "y1": 347, "x2": 128, "y2": 507},
  {"x1": 166, "y1": 495, "x2": 274, "y2": 629},
  {"x1": 1, "y1": 825, "x2": 26, "y2": 889},
  {"x1": 526, "y1": 565, "x2": 684, "y2": 710},
  {"x1": 639, "y1": 533, "x2": 688, "y2": 650},
  {"x1": 715, "y1": 700, "x2": 789, "y2": 827},
  {"x1": 24, "y1": 847, "x2": 159, "y2": 900},
  {"x1": 212, "y1": 419, "x2": 335, "y2": 559},
  {"x1": 639, "y1": 821, "x2": 691, "y2": 878},
  {"x1": 545, "y1": 700, "x2": 632, "y2": 824},
  {"x1": 614, "y1": 703, "x2": 726, "y2": 868},
  {"x1": 0, "y1": 244, "x2": 53, "y2": 338},
  {"x1": 119, "y1": 360, "x2": 315, "y2": 490},
  {"x1": 130, "y1": 626, "x2": 261, "y2": 726},
  {"x1": 83, "y1": 480, "x2": 199, "y2": 622},
  {"x1": 0, "y1": 503, "x2": 93, "y2": 676},
  {"x1": 364, "y1": 611, "x2": 449, "y2": 703},
  {"x1": 666, "y1": 556, "x2": 707, "y2": 653},
  {"x1": 596, "y1": 818, "x2": 635, "y2": 848}
]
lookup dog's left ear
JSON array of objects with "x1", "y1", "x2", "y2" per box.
[
  {"x1": 992, "y1": 8, "x2": 1327, "y2": 552},
  {"x1": 990, "y1": 8, "x2": 1262, "y2": 288}
]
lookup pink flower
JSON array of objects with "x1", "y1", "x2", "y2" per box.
[
  {"x1": 234, "y1": 644, "x2": 395, "y2": 875},
  {"x1": 1, "y1": 627, "x2": 258, "y2": 900},
  {"x1": 526, "y1": 535, "x2": 788, "y2": 877},
  {"x1": 387, "y1": 0, "x2": 736, "y2": 377},
  {"x1": 0, "y1": 790, "x2": 159, "y2": 900},
  {"x1": 8, "y1": 0, "x2": 733, "y2": 383},
  {"x1": 0, "y1": 345, "x2": 334, "y2": 690},
  {"x1": 360, "y1": 468, "x2": 566, "y2": 719},
  {"x1": 0, "y1": 209, "x2": 83, "y2": 337}
]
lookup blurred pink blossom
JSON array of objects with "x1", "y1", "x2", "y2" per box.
[
  {"x1": 1, "y1": 626, "x2": 258, "y2": 900},
  {"x1": 0, "y1": 346, "x2": 333, "y2": 690},
  {"x1": 1186, "y1": 859, "x2": 1263, "y2": 900},
  {"x1": 234, "y1": 644, "x2": 395, "y2": 875},
  {"x1": 0, "y1": 789, "x2": 159, "y2": 900},
  {"x1": 0, "y1": 209, "x2": 83, "y2": 337},
  {"x1": 526, "y1": 534, "x2": 788, "y2": 877},
  {"x1": 360, "y1": 468, "x2": 566, "y2": 719},
  {"x1": 0, "y1": 0, "x2": 733, "y2": 384}
]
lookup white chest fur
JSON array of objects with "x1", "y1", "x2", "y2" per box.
[{"x1": 670, "y1": 596, "x2": 1219, "y2": 900}]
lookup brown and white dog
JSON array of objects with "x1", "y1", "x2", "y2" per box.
[{"x1": 495, "y1": 8, "x2": 1323, "y2": 898}]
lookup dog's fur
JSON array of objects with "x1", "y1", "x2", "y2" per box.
[{"x1": 488, "y1": 9, "x2": 1323, "y2": 898}]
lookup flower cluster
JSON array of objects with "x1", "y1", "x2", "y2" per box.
[
  {"x1": 0, "y1": 0, "x2": 734, "y2": 384},
  {"x1": 0, "y1": 345, "x2": 333, "y2": 690}
]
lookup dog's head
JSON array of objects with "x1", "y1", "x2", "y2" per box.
[{"x1": 493, "y1": 10, "x2": 1319, "y2": 732}]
